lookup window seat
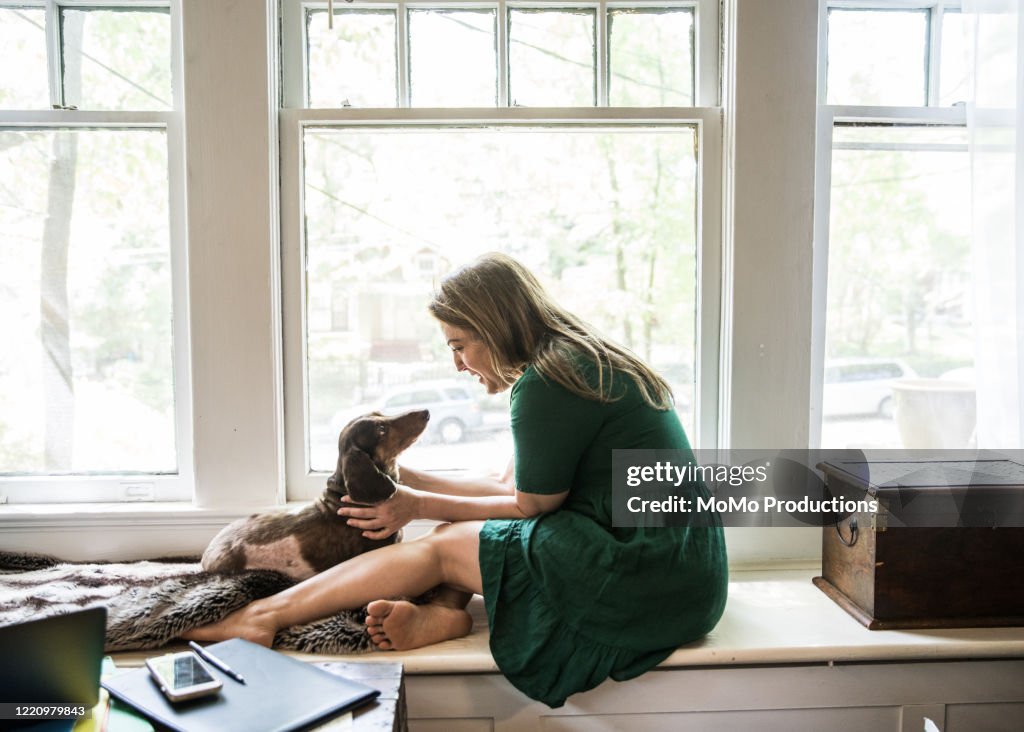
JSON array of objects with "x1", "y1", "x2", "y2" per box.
[
  {"x1": 287, "y1": 566, "x2": 1024, "y2": 671},
  {"x1": 110, "y1": 567, "x2": 1024, "y2": 670}
]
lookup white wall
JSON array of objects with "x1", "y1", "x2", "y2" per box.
[
  {"x1": 720, "y1": 0, "x2": 821, "y2": 563},
  {"x1": 727, "y1": 0, "x2": 818, "y2": 450},
  {"x1": 182, "y1": 0, "x2": 284, "y2": 511}
]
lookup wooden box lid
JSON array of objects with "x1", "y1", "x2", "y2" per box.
[
  {"x1": 818, "y1": 458, "x2": 1024, "y2": 528},
  {"x1": 819, "y1": 459, "x2": 1024, "y2": 494}
]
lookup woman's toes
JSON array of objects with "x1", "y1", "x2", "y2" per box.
[
  {"x1": 369, "y1": 630, "x2": 392, "y2": 650},
  {"x1": 366, "y1": 599, "x2": 397, "y2": 650},
  {"x1": 367, "y1": 599, "x2": 396, "y2": 619}
]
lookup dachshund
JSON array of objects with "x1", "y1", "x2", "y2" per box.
[{"x1": 201, "y1": 409, "x2": 430, "y2": 581}]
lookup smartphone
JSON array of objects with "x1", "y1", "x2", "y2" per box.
[{"x1": 145, "y1": 651, "x2": 223, "y2": 703}]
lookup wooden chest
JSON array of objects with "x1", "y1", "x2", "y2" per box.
[{"x1": 813, "y1": 458, "x2": 1024, "y2": 630}]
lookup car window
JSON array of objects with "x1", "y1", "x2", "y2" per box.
[
  {"x1": 384, "y1": 392, "x2": 418, "y2": 408},
  {"x1": 412, "y1": 390, "x2": 442, "y2": 403},
  {"x1": 444, "y1": 388, "x2": 470, "y2": 400}
]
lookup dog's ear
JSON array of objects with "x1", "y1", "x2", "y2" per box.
[{"x1": 341, "y1": 448, "x2": 398, "y2": 504}]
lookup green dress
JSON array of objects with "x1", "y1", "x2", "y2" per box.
[{"x1": 478, "y1": 363, "x2": 728, "y2": 708}]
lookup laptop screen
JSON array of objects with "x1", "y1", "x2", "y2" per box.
[{"x1": 0, "y1": 606, "x2": 106, "y2": 708}]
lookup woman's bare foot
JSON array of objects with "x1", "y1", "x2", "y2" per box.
[
  {"x1": 181, "y1": 602, "x2": 278, "y2": 647},
  {"x1": 365, "y1": 599, "x2": 472, "y2": 651}
]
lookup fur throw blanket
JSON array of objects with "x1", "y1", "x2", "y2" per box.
[{"x1": 0, "y1": 551, "x2": 373, "y2": 653}]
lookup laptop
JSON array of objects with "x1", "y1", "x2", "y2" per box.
[{"x1": 0, "y1": 607, "x2": 107, "y2": 731}]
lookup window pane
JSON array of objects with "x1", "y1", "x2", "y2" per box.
[
  {"x1": 509, "y1": 9, "x2": 595, "y2": 106},
  {"x1": 939, "y1": 10, "x2": 969, "y2": 106},
  {"x1": 307, "y1": 9, "x2": 397, "y2": 108},
  {"x1": 409, "y1": 9, "x2": 496, "y2": 107},
  {"x1": 0, "y1": 7, "x2": 49, "y2": 109},
  {"x1": 0, "y1": 129, "x2": 175, "y2": 474},
  {"x1": 62, "y1": 8, "x2": 171, "y2": 111},
  {"x1": 827, "y1": 9, "x2": 928, "y2": 106},
  {"x1": 822, "y1": 126, "x2": 973, "y2": 450},
  {"x1": 609, "y1": 9, "x2": 693, "y2": 106},
  {"x1": 303, "y1": 126, "x2": 698, "y2": 471},
  {"x1": 972, "y1": 7, "x2": 1018, "y2": 109}
]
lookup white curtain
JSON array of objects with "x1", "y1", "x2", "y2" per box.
[{"x1": 965, "y1": 0, "x2": 1023, "y2": 448}]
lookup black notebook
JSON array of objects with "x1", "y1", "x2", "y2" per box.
[{"x1": 102, "y1": 638, "x2": 379, "y2": 732}]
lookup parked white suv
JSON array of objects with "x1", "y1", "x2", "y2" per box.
[{"x1": 823, "y1": 358, "x2": 917, "y2": 418}]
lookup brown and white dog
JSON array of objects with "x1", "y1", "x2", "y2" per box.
[{"x1": 201, "y1": 409, "x2": 430, "y2": 581}]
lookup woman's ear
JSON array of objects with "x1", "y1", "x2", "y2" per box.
[{"x1": 340, "y1": 448, "x2": 397, "y2": 504}]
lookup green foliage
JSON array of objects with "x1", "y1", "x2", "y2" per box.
[{"x1": 826, "y1": 135, "x2": 972, "y2": 373}]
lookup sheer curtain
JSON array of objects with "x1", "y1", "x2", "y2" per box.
[{"x1": 965, "y1": 0, "x2": 1023, "y2": 448}]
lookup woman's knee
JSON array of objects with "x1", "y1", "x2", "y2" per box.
[
  {"x1": 423, "y1": 521, "x2": 483, "y2": 591},
  {"x1": 426, "y1": 520, "x2": 482, "y2": 553}
]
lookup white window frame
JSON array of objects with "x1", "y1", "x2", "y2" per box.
[
  {"x1": 278, "y1": 0, "x2": 723, "y2": 500},
  {"x1": 0, "y1": 0, "x2": 192, "y2": 503},
  {"x1": 281, "y1": 0, "x2": 719, "y2": 109},
  {"x1": 809, "y1": 0, "x2": 968, "y2": 448}
]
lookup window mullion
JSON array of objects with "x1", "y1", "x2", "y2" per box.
[
  {"x1": 596, "y1": 0, "x2": 607, "y2": 106},
  {"x1": 45, "y1": 0, "x2": 62, "y2": 107},
  {"x1": 696, "y1": 0, "x2": 720, "y2": 107},
  {"x1": 397, "y1": 1, "x2": 410, "y2": 107},
  {"x1": 928, "y1": 2, "x2": 943, "y2": 106},
  {"x1": 497, "y1": 0, "x2": 509, "y2": 106},
  {"x1": 280, "y1": 0, "x2": 305, "y2": 108}
]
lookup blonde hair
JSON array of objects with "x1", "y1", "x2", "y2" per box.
[{"x1": 428, "y1": 252, "x2": 674, "y2": 410}]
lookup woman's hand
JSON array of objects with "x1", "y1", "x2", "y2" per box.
[{"x1": 337, "y1": 485, "x2": 421, "y2": 540}]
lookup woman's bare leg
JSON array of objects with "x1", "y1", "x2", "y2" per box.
[{"x1": 184, "y1": 521, "x2": 483, "y2": 646}]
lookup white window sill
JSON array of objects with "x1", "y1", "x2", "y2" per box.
[
  {"x1": 0, "y1": 501, "x2": 448, "y2": 531},
  {"x1": 0, "y1": 501, "x2": 825, "y2": 568},
  {"x1": 0, "y1": 501, "x2": 266, "y2": 530},
  {"x1": 0, "y1": 502, "x2": 444, "y2": 561},
  {"x1": 0, "y1": 502, "x2": 281, "y2": 561}
]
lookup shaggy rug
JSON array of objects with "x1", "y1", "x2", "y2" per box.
[{"x1": 0, "y1": 551, "x2": 374, "y2": 653}]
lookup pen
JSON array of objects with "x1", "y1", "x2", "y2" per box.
[{"x1": 188, "y1": 640, "x2": 247, "y2": 684}]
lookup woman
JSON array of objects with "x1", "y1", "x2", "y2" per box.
[{"x1": 187, "y1": 252, "x2": 728, "y2": 708}]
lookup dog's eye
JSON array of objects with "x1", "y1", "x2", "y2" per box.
[{"x1": 377, "y1": 425, "x2": 388, "y2": 435}]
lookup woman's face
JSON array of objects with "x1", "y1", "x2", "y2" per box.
[{"x1": 441, "y1": 323, "x2": 505, "y2": 394}]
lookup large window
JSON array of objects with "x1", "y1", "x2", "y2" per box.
[
  {"x1": 0, "y1": 2, "x2": 189, "y2": 502},
  {"x1": 816, "y1": 1, "x2": 979, "y2": 450},
  {"x1": 280, "y1": 0, "x2": 721, "y2": 498}
]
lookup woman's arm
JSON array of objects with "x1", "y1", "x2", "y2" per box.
[
  {"x1": 399, "y1": 459, "x2": 515, "y2": 497},
  {"x1": 338, "y1": 484, "x2": 568, "y2": 540},
  {"x1": 417, "y1": 488, "x2": 567, "y2": 522}
]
